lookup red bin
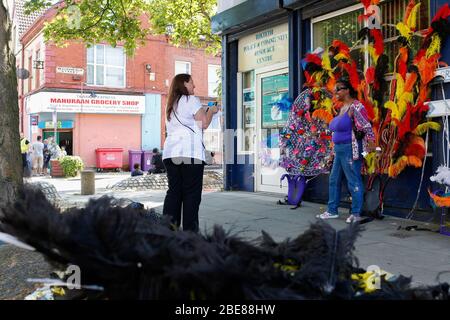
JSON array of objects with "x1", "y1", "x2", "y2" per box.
[{"x1": 95, "y1": 148, "x2": 123, "y2": 172}]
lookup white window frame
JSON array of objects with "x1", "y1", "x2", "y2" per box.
[
  {"x1": 86, "y1": 44, "x2": 126, "y2": 88},
  {"x1": 175, "y1": 60, "x2": 192, "y2": 75},
  {"x1": 207, "y1": 64, "x2": 221, "y2": 97}
]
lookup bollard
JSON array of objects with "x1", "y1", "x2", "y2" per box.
[{"x1": 81, "y1": 170, "x2": 95, "y2": 195}]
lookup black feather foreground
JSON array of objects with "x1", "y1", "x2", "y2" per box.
[{"x1": 0, "y1": 187, "x2": 448, "y2": 300}]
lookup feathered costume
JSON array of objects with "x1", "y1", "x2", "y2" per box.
[
  {"x1": 279, "y1": 0, "x2": 449, "y2": 213},
  {"x1": 0, "y1": 186, "x2": 449, "y2": 300}
]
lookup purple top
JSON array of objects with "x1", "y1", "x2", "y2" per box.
[{"x1": 329, "y1": 112, "x2": 352, "y2": 144}]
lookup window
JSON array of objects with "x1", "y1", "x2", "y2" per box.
[
  {"x1": 35, "y1": 50, "x2": 41, "y2": 89},
  {"x1": 175, "y1": 60, "x2": 191, "y2": 75},
  {"x1": 87, "y1": 45, "x2": 125, "y2": 87},
  {"x1": 208, "y1": 65, "x2": 221, "y2": 97},
  {"x1": 312, "y1": 1, "x2": 430, "y2": 73},
  {"x1": 238, "y1": 70, "x2": 256, "y2": 153}
]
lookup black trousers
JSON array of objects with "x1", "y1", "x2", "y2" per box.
[
  {"x1": 163, "y1": 158, "x2": 204, "y2": 232},
  {"x1": 22, "y1": 153, "x2": 27, "y2": 169}
]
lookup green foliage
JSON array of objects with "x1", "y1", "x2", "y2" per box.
[
  {"x1": 24, "y1": 0, "x2": 221, "y2": 56},
  {"x1": 148, "y1": 0, "x2": 221, "y2": 55},
  {"x1": 25, "y1": 0, "x2": 151, "y2": 56},
  {"x1": 59, "y1": 156, "x2": 84, "y2": 177}
]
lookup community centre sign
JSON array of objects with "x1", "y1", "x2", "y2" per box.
[
  {"x1": 26, "y1": 92, "x2": 145, "y2": 114},
  {"x1": 238, "y1": 23, "x2": 289, "y2": 72}
]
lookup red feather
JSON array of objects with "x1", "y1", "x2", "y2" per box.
[
  {"x1": 304, "y1": 53, "x2": 322, "y2": 66},
  {"x1": 398, "y1": 47, "x2": 408, "y2": 80},
  {"x1": 432, "y1": 3, "x2": 450, "y2": 22},
  {"x1": 370, "y1": 29, "x2": 384, "y2": 56},
  {"x1": 365, "y1": 66, "x2": 375, "y2": 85},
  {"x1": 341, "y1": 61, "x2": 360, "y2": 90},
  {"x1": 361, "y1": 0, "x2": 371, "y2": 9},
  {"x1": 413, "y1": 49, "x2": 426, "y2": 64},
  {"x1": 331, "y1": 40, "x2": 350, "y2": 58},
  {"x1": 393, "y1": 107, "x2": 412, "y2": 142}
]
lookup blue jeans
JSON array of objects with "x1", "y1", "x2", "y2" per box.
[{"x1": 327, "y1": 143, "x2": 364, "y2": 216}]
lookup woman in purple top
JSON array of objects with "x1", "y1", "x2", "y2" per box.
[{"x1": 317, "y1": 79, "x2": 376, "y2": 223}]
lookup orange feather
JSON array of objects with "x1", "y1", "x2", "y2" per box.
[{"x1": 429, "y1": 189, "x2": 450, "y2": 207}]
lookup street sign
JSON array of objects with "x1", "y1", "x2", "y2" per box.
[
  {"x1": 56, "y1": 67, "x2": 85, "y2": 75},
  {"x1": 30, "y1": 115, "x2": 39, "y2": 126}
]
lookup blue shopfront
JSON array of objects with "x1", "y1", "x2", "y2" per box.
[{"x1": 213, "y1": 0, "x2": 450, "y2": 220}]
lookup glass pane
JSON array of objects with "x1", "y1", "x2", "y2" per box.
[
  {"x1": 105, "y1": 67, "x2": 124, "y2": 87},
  {"x1": 261, "y1": 73, "x2": 289, "y2": 129},
  {"x1": 87, "y1": 64, "x2": 94, "y2": 84},
  {"x1": 241, "y1": 70, "x2": 255, "y2": 152},
  {"x1": 96, "y1": 65, "x2": 104, "y2": 85},
  {"x1": 105, "y1": 46, "x2": 124, "y2": 67},
  {"x1": 87, "y1": 46, "x2": 94, "y2": 64},
  {"x1": 313, "y1": 9, "x2": 364, "y2": 50},
  {"x1": 96, "y1": 45, "x2": 104, "y2": 64}
]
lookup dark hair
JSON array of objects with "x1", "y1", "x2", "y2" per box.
[
  {"x1": 133, "y1": 163, "x2": 140, "y2": 170},
  {"x1": 336, "y1": 79, "x2": 358, "y2": 99},
  {"x1": 152, "y1": 148, "x2": 159, "y2": 153},
  {"x1": 37, "y1": 136, "x2": 42, "y2": 141},
  {"x1": 166, "y1": 74, "x2": 192, "y2": 121}
]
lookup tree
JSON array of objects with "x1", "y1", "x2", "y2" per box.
[
  {"x1": 0, "y1": 0, "x2": 22, "y2": 205},
  {"x1": 0, "y1": 0, "x2": 220, "y2": 205},
  {"x1": 148, "y1": 0, "x2": 221, "y2": 55}
]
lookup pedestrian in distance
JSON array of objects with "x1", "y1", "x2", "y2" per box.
[
  {"x1": 148, "y1": 148, "x2": 166, "y2": 174},
  {"x1": 31, "y1": 136, "x2": 45, "y2": 176},
  {"x1": 162, "y1": 73, "x2": 220, "y2": 232},
  {"x1": 131, "y1": 163, "x2": 144, "y2": 177}
]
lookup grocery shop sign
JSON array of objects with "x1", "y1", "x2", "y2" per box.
[{"x1": 26, "y1": 92, "x2": 145, "y2": 114}]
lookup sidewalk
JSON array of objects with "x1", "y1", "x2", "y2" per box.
[{"x1": 1, "y1": 173, "x2": 450, "y2": 299}]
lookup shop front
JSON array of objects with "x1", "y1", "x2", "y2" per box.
[
  {"x1": 236, "y1": 23, "x2": 290, "y2": 193},
  {"x1": 213, "y1": 0, "x2": 450, "y2": 219},
  {"x1": 25, "y1": 91, "x2": 145, "y2": 168}
]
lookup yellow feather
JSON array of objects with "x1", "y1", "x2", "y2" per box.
[
  {"x1": 388, "y1": 156, "x2": 409, "y2": 177},
  {"x1": 334, "y1": 53, "x2": 348, "y2": 61},
  {"x1": 396, "y1": 22, "x2": 412, "y2": 39},
  {"x1": 384, "y1": 101, "x2": 399, "y2": 120},
  {"x1": 426, "y1": 34, "x2": 441, "y2": 59},
  {"x1": 412, "y1": 122, "x2": 441, "y2": 135},
  {"x1": 368, "y1": 46, "x2": 379, "y2": 64},
  {"x1": 322, "y1": 48, "x2": 331, "y2": 71},
  {"x1": 321, "y1": 98, "x2": 333, "y2": 114},
  {"x1": 397, "y1": 92, "x2": 413, "y2": 119},
  {"x1": 407, "y1": 3, "x2": 421, "y2": 30},
  {"x1": 364, "y1": 152, "x2": 377, "y2": 174}
]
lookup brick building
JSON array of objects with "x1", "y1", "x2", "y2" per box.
[{"x1": 13, "y1": 1, "x2": 221, "y2": 169}]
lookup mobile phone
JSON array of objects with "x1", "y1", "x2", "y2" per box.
[{"x1": 207, "y1": 101, "x2": 218, "y2": 107}]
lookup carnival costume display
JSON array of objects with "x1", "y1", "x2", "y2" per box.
[{"x1": 279, "y1": 0, "x2": 450, "y2": 216}]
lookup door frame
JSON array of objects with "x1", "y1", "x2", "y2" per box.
[{"x1": 255, "y1": 62, "x2": 289, "y2": 193}]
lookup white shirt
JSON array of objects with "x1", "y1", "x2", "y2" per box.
[{"x1": 163, "y1": 95, "x2": 204, "y2": 161}]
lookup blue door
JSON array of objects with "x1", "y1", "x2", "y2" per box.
[{"x1": 142, "y1": 94, "x2": 162, "y2": 151}]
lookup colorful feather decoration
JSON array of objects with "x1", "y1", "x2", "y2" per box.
[
  {"x1": 388, "y1": 156, "x2": 409, "y2": 177},
  {"x1": 370, "y1": 29, "x2": 384, "y2": 57},
  {"x1": 312, "y1": 109, "x2": 334, "y2": 124},
  {"x1": 398, "y1": 47, "x2": 409, "y2": 80},
  {"x1": 412, "y1": 121, "x2": 441, "y2": 135},
  {"x1": 426, "y1": 34, "x2": 441, "y2": 58},
  {"x1": 429, "y1": 189, "x2": 450, "y2": 207}
]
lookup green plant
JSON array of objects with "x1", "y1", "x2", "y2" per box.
[{"x1": 59, "y1": 156, "x2": 84, "y2": 177}]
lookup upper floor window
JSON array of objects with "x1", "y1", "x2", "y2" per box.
[
  {"x1": 87, "y1": 45, "x2": 125, "y2": 87},
  {"x1": 175, "y1": 60, "x2": 191, "y2": 75},
  {"x1": 208, "y1": 64, "x2": 221, "y2": 97}
]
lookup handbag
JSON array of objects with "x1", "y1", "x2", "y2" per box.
[
  {"x1": 172, "y1": 111, "x2": 214, "y2": 165},
  {"x1": 350, "y1": 108, "x2": 366, "y2": 140}
]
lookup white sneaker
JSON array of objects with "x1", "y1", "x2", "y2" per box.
[
  {"x1": 316, "y1": 211, "x2": 339, "y2": 220},
  {"x1": 346, "y1": 215, "x2": 363, "y2": 223}
]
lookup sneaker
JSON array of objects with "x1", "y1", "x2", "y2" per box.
[
  {"x1": 316, "y1": 211, "x2": 339, "y2": 220},
  {"x1": 346, "y1": 215, "x2": 364, "y2": 223}
]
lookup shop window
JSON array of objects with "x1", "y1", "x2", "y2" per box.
[
  {"x1": 208, "y1": 64, "x2": 221, "y2": 97},
  {"x1": 312, "y1": 0, "x2": 429, "y2": 73},
  {"x1": 238, "y1": 70, "x2": 256, "y2": 153},
  {"x1": 175, "y1": 60, "x2": 191, "y2": 75},
  {"x1": 87, "y1": 44, "x2": 125, "y2": 87}
]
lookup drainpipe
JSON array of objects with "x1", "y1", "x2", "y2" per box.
[{"x1": 20, "y1": 43, "x2": 25, "y2": 133}]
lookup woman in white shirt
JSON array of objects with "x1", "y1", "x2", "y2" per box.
[{"x1": 162, "y1": 73, "x2": 219, "y2": 232}]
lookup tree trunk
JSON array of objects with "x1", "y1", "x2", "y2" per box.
[{"x1": 0, "y1": 1, "x2": 22, "y2": 206}]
